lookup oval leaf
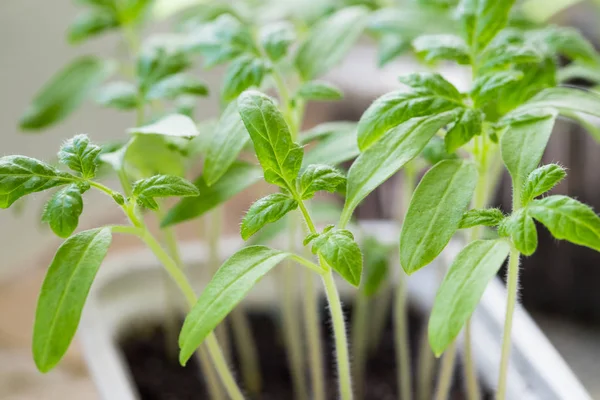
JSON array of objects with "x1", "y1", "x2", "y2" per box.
[
  {"x1": 133, "y1": 174, "x2": 199, "y2": 210},
  {"x1": 400, "y1": 159, "x2": 478, "y2": 274},
  {"x1": 42, "y1": 185, "x2": 85, "y2": 238},
  {"x1": 33, "y1": 228, "x2": 112, "y2": 372},
  {"x1": 311, "y1": 229, "x2": 363, "y2": 287},
  {"x1": 179, "y1": 246, "x2": 290, "y2": 365},
  {"x1": 58, "y1": 134, "x2": 101, "y2": 179},
  {"x1": 300, "y1": 164, "x2": 346, "y2": 200},
  {"x1": 429, "y1": 239, "x2": 510, "y2": 356},
  {"x1": 128, "y1": 114, "x2": 200, "y2": 138},
  {"x1": 521, "y1": 164, "x2": 566, "y2": 206},
  {"x1": 241, "y1": 193, "x2": 298, "y2": 240},
  {"x1": 297, "y1": 81, "x2": 343, "y2": 101}
]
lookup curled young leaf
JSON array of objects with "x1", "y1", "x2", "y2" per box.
[
  {"x1": 179, "y1": 246, "x2": 290, "y2": 365},
  {"x1": 133, "y1": 175, "x2": 199, "y2": 210},
  {"x1": 241, "y1": 193, "x2": 298, "y2": 240},
  {"x1": 529, "y1": 195, "x2": 600, "y2": 252},
  {"x1": 58, "y1": 134, "x2": 101, "y2": 179},
  {"x1": 299, "y1": 164, "x2": 346, "y2": 200},
  {"x1": 501, "y1": 209, "x2": 538, "y2": 256},
  {"x1": 459, "y1": 208, "x2": 505, "y2": 229},
  {"x1": 400, "y1": 159, "x2": 478, "y2": 274},
  {"x1": 0, "y1": 156, "x2": 73, "y2": 208},
  {"x1": 522, "y1": 164, "x2": 566, "y2": 206},
  {"x1": 238, "y1": 90, "x2": 303, "y2": 190},
  {"x1": 42, "y1": 185, "x2": 85, "y2": 239},
  {"x1": 33, "y1": 228, "x2": 112, "y2": 372},
  {"x1": 311, "y1": 229, "x2": 363, "y2": 287},
  {"x1": 429, "y1": 239, "x2": 510, "y2": 356}
]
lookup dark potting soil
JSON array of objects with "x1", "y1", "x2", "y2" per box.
[{"x1": 120, "y1": 303, "x2": 492, "y2": 400}]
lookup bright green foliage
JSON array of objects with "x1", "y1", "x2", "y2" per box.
[
  {"x1": 459, "y1": 208, "x2": 505, "y2": 229},
  {"x1": 500, "y1": 109, "x2": 557, "y2": 196},
  {"x1": 179, "y1": 246, "x2": 290, "y2": 365},
  {"x1": 343, "y1": 112, "x2": 458, "y2": 227},
  {"x1": 529, "y1": 195, "x2": 600, "y2": 252},
  {"x1": 412, "y1": 34, "x2": 470, "y2": 64},
  {"x1": 310, "y1": 229, "x2": 363, "y2": 287},
  {"x1": 428, "y1": 239, "x2": 510, "y2": 356},
  {"x1": 146, "y1": 73, "x2": 209, "y2": 100},
  {"x1": 0, "y1": 156, "x2": 73, "y2": 208},
  {"x1": 445, "y1": 108, "x2": 483, "y2": 153},
  {"x1": 471, "y1": 71, "x2": 524, "y2": 106},
  {"x1": 238, "y1": 91, "x2": 303, "y2": 190},
  {"x1": 460, "y1": 0, "x2": 516, "y2": 52},
  {"x1": 522, "y1": 164, "x2": 566, "y2": 206},
  {"x1": 299, "y1": 164, "x2": 346, "y2": 200},
  {"x1": 400, "y1": 160, "x2": 478, "y2": 274},
  {"x1": 531, "y1": 26, "x2": 600, "y2": 66},
  {"x1": 516, "y1": 87, "x2": 600, "y2": 118},
  {"x1": 20, "y1": 57, "x2": 114, "y2": 131},
  {"x1": 95, "y1": 81, "x2": 139, "y2": 110},
  {"x1": 297, "y1": 81, "x2": 344, "y2": 101},
  {"x1": 361, "y1": 236, "x2": 391, "y2": 297},
  {"x1": 357, "y1": 88, "x2": 462, "y2": 150},
  {"x1": 204, "y1": 100, "x2": 250, "y2": 185},
  {"x1": 302, "y1": 124, "x2": 359, "y2": 167},
  {"x1": 241, "y1": 194, "x2": 298, "y2": 240},
  {"x1": 260, "y1": 21, "x2": 296, "y2": 61},
  {"x1": 221, "y1": 56, "x2": 268, "y2": 102},
  {"x1": 132, "y1": 175, "x2": 199, "y2": 210},
  {"x1": 128, "y1": 114, "x2": 200, "y2": 138},
  {"x1": 33, "y1": 228, "x2": 112, "y2": 372},
  {"x1": 42, "y1": 185, "x2": 85, "y2": 238},
  {"x1": 295, "y1": 7, "x2": 369, "y2": 80},
  {"x1": 125, "y1": 135, "x2": 186, "y2": 178},
  {"x1": 421, "y1": 136, "x2": 458, "y2": 165},
  {"x1": 163, "y1": 162, "x2": 262, "y2": 227},
  {"x1": 398, "y1": 72, "x2": 463, "y2": 101},
  {"x1": 301, "y1": 122, "x2": 357, "y2": 145},
  {"x1": 68, "y1": 9, "x2": 118, "y2": 44},
  {"x1": 58, "y1": 134, "x2": 102, "y2": 179},
  {"x1": 136, "y1": 41, "x2": 191, "y2": 94},
  {"x1": 500, "y1": 209, "x2": 538, "y2": 256}
]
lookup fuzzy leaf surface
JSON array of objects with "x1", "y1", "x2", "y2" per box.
[
  {"x1": 312, "y1": 229, "x2": 363, "y2": 287},
  {"x1": 58, "y1": 134, "x2": 101, "y2": 178},
  {"x1": 522, "y1": 164, "x2": 566, "y2": 206},
  {"x1": 241, "y1": 193, "x2": 298, "y2": 240},
  {"x1": 42, "y1": 185, "x2": 85, "y2": 238},
  {"x1": 300, "y1": 164, "x2": 346, "y2": 200}
]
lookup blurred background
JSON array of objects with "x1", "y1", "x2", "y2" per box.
[{"x1": 1, "y1": 0, "x2": 600, "y2": 399}]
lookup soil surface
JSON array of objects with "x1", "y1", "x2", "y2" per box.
[{"x1": 120, "y1": 302, "x2": 492, "y2": 399}]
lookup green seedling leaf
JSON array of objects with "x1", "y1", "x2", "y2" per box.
[
  {"x1": 529, "y1": 195, "x2": 600, "y2": 252},
  {"x1": 241, "y1": 193, "x2": 298, "y2": 240},
  {"x1": 303, "y1": 125, "x2": 359, "y2": 167},
  {"x1": 147, "y1": 73, "x2": 209, "y2": 100},
  {"x1": 95, "y1": 81, "x2": 139, "y2": 110},
  {"x1": 398, "y1": 72, "x2": 463, "y2": 101},
  {"x1": 311, "y1": 229, "x2": 363, "y2": 287},
  {"x1": 58, "y1": 134, "x2": 101, "y2": 179},
  {"x1": 297, "y1": 81, "x2": 343, "y2": 101},
  {"x1": 260, "y1": 21, "x2": 296, "y2": 61},
  {"x1": 471, "y1": 70, "x2": 524, "y2": 106},
  {"x1": 204, "y1": 100, "x2": 250, "y2": 185},
  {"x1": 500, "y1": 108, "x2": 557, "y2": 196},
  {"x1": 301, "y1": 121, "x2": 357, "y2": 145},
  {"x1": 501, "y1": 209, "x2": 538, "y2": 256},
  {"x1": 42, "y1": 185, "x2": 85, "y2": 238},
  {"x1": 0, "y1": 156, "x2": 73, "y2": 208},
  {"x1": 517, "y1": 87, "x2": 600, "y2": 118},
  {"x1": 20, "y1": 56, "x2": 115, "y2": 131},
  {"x1": 221, "y1": 55, "x2": 268, "y2": 103},
  {"x1": 133, "y1": 175, "x2": 199, "y2": 210},
  {"x1": 400, "y1": 159, "x2": 478, "y2": 274},
  {"x1": 445, "y1": 108, "x2": 483, "y2": 153},
  {"x1": 428, "y1": 239, "x2": 510, "y2": 356},
  {"x1": 163, "y1": 162, "x2": 262, "y2": 227},
  {"x1": 478, "y1": 42, "x2": 541, "y2": 73},
  {"x1": 179, "y1": 246, "x2": 290, "y2": 364},
  {"x1": 125, "y1": 135, "x2": 186, "y2": 178},
  {"x1": 357, "y1": 89, "x2": 461, "y2": 150},
  {"x1": 238, "y1": 90, "x2": 303, "y2": 190},
  {"x1": 361, "y1": 236, "x2": 391, "y2": 297},
  {"x1": 460, "y1": 0, "x2": 517, "y2": 52},
  {"x1": 343, "y1": 113, "x2": 458, "y2": 226},
  {"x1": 377, "y1": 35, "x2": 409, "y2": 67},
  {"x1": 459, "y1": 208, "x2": 505, "y2": 229},
  {"x1": 300, "y1": 164, "x2": 346, "y2": 200},
  {"x1": 522, "y1": 164, "x2": 566, "y2": 206},
  {"x1": 421, "y1": 136, "x2": 458, "y2": 165},
  {"x1": 412, "y1": 34, "x2": 470, "y2": 64},
  {"x1": 33, "y1": 228, "x2": 112, "y2": 372},
  {"x1": 128, "y1": 114, "x2": 200, "y2": 138},
  {"x1": 531, "y1": 26, "x2": 600, "y2": 66},
  {"x1": 68, "y1": 10, "x2": 119, "y2": 44},
  {"x1": 295, "y1": 6, "x2": 369, "y2": 80},
  {"x1": 558, "y1": 63, "x2": 600, "y2": 84}
]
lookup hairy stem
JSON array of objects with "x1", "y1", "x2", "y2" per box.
[
  {"x1": 304, "y1": 268, "x2": 326, "y2": 400},
  {"x1": 368, "y1": 280, "x2": 393, "y2": 353},
  {"x1": 230, "y1": 306, "x2": 262, "y2": 395},
  {"x1": 197, "y1": 345, "x2": 226, "y2": 400},
  {"x1": 322, "y1": 267, "x2": 353, "y2": 400},
  {"x1": 435, "y1": 342, "x2": 457, "y2": 400}
]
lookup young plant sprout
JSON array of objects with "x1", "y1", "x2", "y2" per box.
[{"x1": 5, "y1": 0, "x2": 600, "y2": 399}]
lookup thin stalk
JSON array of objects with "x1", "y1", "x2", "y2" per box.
[
  {"x1": 304, "y1": 268, "x2": 326, "y2": 400},
  {"x1": 230, "y1": 306, "x2": 262, "y2": 395},
  {"x1": 322, "y1": 267, "x2": 353, "y2": 400},
  {"x1": 435, "y1": 342, "x2": 457, "y2": 400},
  {"x1": 417, "y1": 326, "x2": 435, "y2": 400},
  {"x1": 351, "y1": 291, "x2": 369, "y2": 398},
  {"x1": 368, "y1": 280, "x2": 393, "y2": 353},
  {"x1": 279, "y1": 215, "x2": 308, "y2": 400},
  {"x1": 197, "y1": 345, "x2": 226, "y2": 400},
  {"x1": 463, "y1": 320, "x2": 479, "y2": 400}
]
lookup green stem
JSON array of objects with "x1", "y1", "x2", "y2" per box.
[
  {"x1": 417, "y1": 326, "x2": 435, "y2": 400},
  {"x1": 230, "y1": 306, "x2": 262, "y2": 395},
  {"x1": 496, "y1": 247, "x2": 519, "y2": 400},
  {"x1": 322, "y1": 267, "x2": 353, "y2": 400},
  {"x1": 304, "y1": 268, "x2": 326, "y2": 400},
  {"x1": 197, "y1": 345, "x2": 226, "y2": 400},
  {"x1": 435, "y1": 342, "x2": 457, "y2": 400},
  {"x1": 351, "y1": 292, "x2": 369, "y2": 398},
  {"x1": 464, "y1": 320, "x2": 480, "y2": 400},
  {"x1": 368, "y1": 280, "x2": 393, "y2": 353}
]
